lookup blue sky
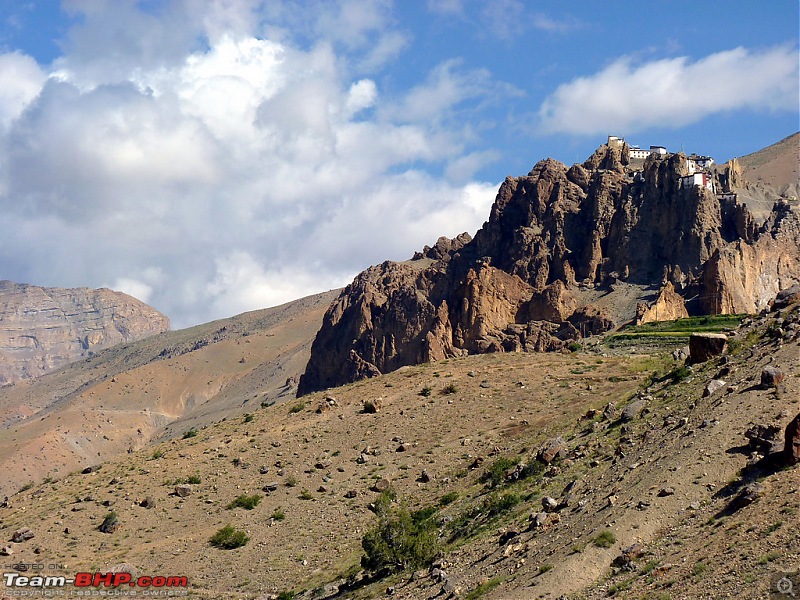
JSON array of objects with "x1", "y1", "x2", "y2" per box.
[{"x1": 0, "y1": 0, "x2": 797, "y2": 327}]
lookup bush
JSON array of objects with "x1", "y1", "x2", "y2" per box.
[
  {"x1": 485, "y1": 492, "x2": 520, "y2": 517},
  {"x1": 361, "y1": 503, "x2": 439, "y2": 574},
  {"x1": 209, "y1": 525, "x2": 249, "y2": 549},
  {"x1": 419, "y1": 386, "x2": 433, "y2": 397},
  {"x1": 98, "y1": 511, "x2": 120, "y2": 533},
  {"x1": 187, "y1": 474, "x2": 202, "y2": 485},
  {"x1": 289, "y1": 402, "x2": 305, "y2": 414},
  {"x1": 567, "y1": 341, "x2": 581, "y2": 352},
  {"x1": 592, "y1": 530, "x2": 616, "y2": 548},
  {"x1": 441, "y1": 383, "x2": 458, "y2": 395},
  {"x1": 669, "y1": 365, "x2": 692, "y2": 382},
  {"x1": 182, "y1": 428, "x2": 198, "y2": 439},
  {"x1": 227, "y1": 494, "x2": 262, "y2": 510},
  {"x1": 243, "y1": 413, "x2": 254, "y2": 423},
  {"x1": 480, "y1": 456, "x2": 520, "y2": 488},
  {"x1": 271, "y1": 507, "x2": 286, "y2": 521},
  {"x1": 440, "y1": 491, "x2": 459, "y2": 506}
]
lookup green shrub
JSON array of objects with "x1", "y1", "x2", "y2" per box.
[
  {"x1": 209, "y1": 525, "x2": 249, "y2": 549},
  {"x1": 187, "y1": 474, "x2": 202, "y2": 485},
  {"x1": 480, "y1": 456, "x2": 520, "y2": 488},
  {"x1": 243, "y1": 414, "x2": 254, "y2": 423},
  {"x1": 271, "y1": 507, "x2": 286, "y2": 521},
  {"x1": 485, "y1": 492, "x2": 520, "y2": 517},
  {"x1": 419, "y1": 386, "x2": 433, "y2": 397},
  {"x1": 441, "y1": 383, "x2": 458, "y2": 395},
  {"x1": 440, "y1": 491, "x2": 459, "y2": 506},
  {"x1": 361, "y1": 503, "x2": 439, "y2": 574},
  {"x1": 182, "y1": 428, "x2": 198, "y2": 439},
  {"x1": 289, "y1": 402, "x2": 305, "y2": 414},
  {"x1": 693, "y1": 561, "x2": 708, "y2": 576},
  {"x1": 669, "y1": 366, "x2": 691, "y2": 382},
  {"x1": 227, "y1": 494, "x2": 262, "y2": 510},
  {"x1": 299, "y1": 489, "x2": 313, "y2": 500},
  {"x1": 567, "y1": 341, "x2": 581, "y2": 352},
  {"x1": 150, "y1": 449, "x2": 165, "y2": 460},
  {"x1": 592, "y1": 530, "x2": 616, "y2": 548}
]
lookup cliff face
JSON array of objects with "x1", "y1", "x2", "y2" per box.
[
  {"x1": 298, "y1": 143, "x2": 800, "y2": 396},
  {"x1": 0, "y1": 281, "x2": 169, "y2": 384}
]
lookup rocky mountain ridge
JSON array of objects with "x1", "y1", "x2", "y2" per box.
[
  {"x1": 298, "y1": 139, "x2": 800, "y2": 395},
  {"x1": 0, "y1": 281, "x2": 170, "y2": 385}
]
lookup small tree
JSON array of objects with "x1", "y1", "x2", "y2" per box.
[{"x1": 361, "y1": 496, "x2": 439, "y2": 574}]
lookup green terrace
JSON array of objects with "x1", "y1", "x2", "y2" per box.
[{"x1": 605, "y1": 314, "x2": 749, "y2": 347}]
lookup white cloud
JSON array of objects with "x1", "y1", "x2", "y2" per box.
[
  {"x1": 0, "y1": 52, "x2": 46, "y2": 128},
  {"x1": 538, "y1": 45, "x2": 799, "y2": 135},
  {"x1": 0, "y1": 2, "x2": 508, "y2": 328}
]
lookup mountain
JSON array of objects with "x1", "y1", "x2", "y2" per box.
[
  {"x1": 298, "y1": 138, "x2": 800, "y2": 396},
  {"x1": 0, "y1": 281, "x2": 169, "y2": 385},
  {"x1": 0, "y1": 289, "x2": 338, "y2": 497}
]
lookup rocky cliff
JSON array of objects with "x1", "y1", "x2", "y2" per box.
[
  {"x1": 0, "y1": 281, "x2": 169, "y2": 384},
  {"x1": 298, "y1": 141, "x2": 800, "y2": 395}
]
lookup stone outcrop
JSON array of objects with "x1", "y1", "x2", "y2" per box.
[
  {"x1": 784, "y1": 413, "x2": 800, "y2": 466},
  {"x1": 635, "y1": 281, "x2": 689, "y2": 324},
  {"x1": 0, "y1": 281, "x2": 169, "y2": 384},
  {"x1": 298, "y1": 141, "x2": 800, "y2": 395},
  {"x1": 689, "y1": 333, "x2": 727, "y2": 363}
]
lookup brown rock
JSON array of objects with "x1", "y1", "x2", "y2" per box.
[
  {"x1": 174, "y1": 485, "x2": 193, "y2": 498},
  {"x1": 372, "y1": 478, "x2": 391, "y2": 493},
  {"x1": 784, "y1": 413, "x2": 800, "y2": 466},
  {"x1": 635, "y1": 281, "x2": 689, "y2": 324},
  {"x1": 11, "y1": 528, "x2": 34, "y2": 543},
  {"x1": 362, "y1": 398, "x2": 382, "y2": 414},
  {"x1": 538, "y1": 436, "x2": 568, "y2": 464},
  {"x1": 139, "y1": 496, "x2": 156, "y2": 509},
  {"x1": 689, "y1": 333, "x2": 727, "y2": 363},
  {"x1": 761, "y1": 366, "x2": 784, "y2": 388}
]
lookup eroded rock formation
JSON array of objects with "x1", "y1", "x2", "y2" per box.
[
  {"x1": 298, "y1": 142, "x2": 800, "y2": 395},
  {"x1": 0, "y1": 281, "x2": 169, "y2": 384}
]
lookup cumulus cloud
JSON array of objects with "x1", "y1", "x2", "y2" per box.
[
  {"x1": 0, "y1": 1, "x2": 503, "y2": 328},
  {"x1": 538, "y1": 45, "x2": 799, "y2": 135}
]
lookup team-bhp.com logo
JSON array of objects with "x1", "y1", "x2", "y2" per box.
[{"x1": 3, "y1": 571, "x2": 188, "y2": 588}]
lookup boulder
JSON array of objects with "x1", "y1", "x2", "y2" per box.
[
  {"x1": 174, "y1": 485, "x2": 193, "y2": 498},
  {"x1": 784, "y1": 413, "x2": 800, "y2": 466},
  {"x1": 772, "y1": 285, "x2": 800, "y2": 309},
  {"x1": 362, "y1": 398, "x2": 382, "y2": 414},
  {"x1": 538, "y1": 436, "x2": 568, "y2": 464},
  {"x1": 689, "y1": 333, "x2": 727, "y2": 363},
  {"x1": 761, "y1": 366, "x2": 784, "y2": 388},
  {"x1": 745, "y1": 424, "x2": 783, "y2": 454},
  {"x1": 729, "y1": 482, "x2": 764, "y2": 511},
  {"x1": 621, "y1": 400, "x2": 646, "y2": 422},
  {"x1": 541, "y1": 497, "x2": 559, "y2": 512},
  {"x1": 11, "y1": 528, "x2": 34, "y2": 543},
  {"x1": 703, "y1": 379, "x2": 726, "y2": 397},
  {"x1": 372, "y1": 478, "x2": 391, "y2": 493},
  {"x1": 139, "y1": 496, "x2": 156, "y2": 509}
]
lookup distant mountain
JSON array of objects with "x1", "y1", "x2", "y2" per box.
[
  {"x1": 0, "y1": 281, "x2": 169, "y2": 385},
  {"x1": 736, "y1": 132, "x2": 799, "y2": 195},
  {"x1": 299, "y1": 136, "x2": 800, "y2": 395},
  {"x1": 0, "y1": 289, "x2": 338, "y2": 496}
]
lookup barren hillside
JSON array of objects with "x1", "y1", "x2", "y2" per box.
[{"x1": 0, "y1": 295, "x2": 796, "y2": 599}]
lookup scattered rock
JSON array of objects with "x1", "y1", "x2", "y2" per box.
[
  {"x1": 362, "y1": 398, "x2": 382, "y2": 413},
  {"x1": 784, "y1": 413, "x2": 800, "y2": 466},
  {"x1": 262, "y1": 482, "x2": 279, "y2": 493},
  {"x1": 602, "y1": 402, "x2": 617, "y2": 421},
  {"x1": 613, "y1": 543, "x2": 645, "y2": 568},
  {"x1": 729, "y1": 482, "x2": 764, "y2": 511},
  {"x1": 498, "y1": 530, "x2": 519, "y2": 545},
  {"x1": 417, "y1": 470, "x2": 431, "y2": 483},
  {"x1": 657, "y1": 487, "x2": 675, "y2": 497},
  {"x1": 772, "y1": 285, "x2": 800, "y2": 309},
  {"x1": 745, "y1": 424, "x2": 783, "y2": 454},
  {"x1": 672, "y1": 347, "x2": 688, "y2": 361},
  {"x1": 541, "y1": 497, "x2": 559, "y2": 512},
  {"x1": 139, "y1": 496, "x2": 156, "y2": 509},
  {"x1": 0, "y1": 545, "x2": 13, "y2": 556},
  {"x1": 538, "y1": 436, "x2": 568, "y2": 464},
  {"x1": 344, "y1": 490, "x2": 357, "y2": 499},
  {"x1": 689, "y1": 333, "x2": 727, "y2": 363},
  {"x1": 621, "y1": 399, "x2": 646, "y2": 422},
  {"x1": 259, "y1": 466, "x2": 269, "y2": 475},
  {"x1": 11, "y1": 528, "x2": 34, "y2": 543},
  {"x1": 703, "y1": 379, "x2": 726, "y2": 397},
  {"x1": 174, "y1": 485, "x2": 193, "y2": 498},
  {"x1": 372, "y1": 479, "x2": 391, "y2": 493},
  {"x1": 761, "y1": 366, "x2": 784, "y2": 388}
]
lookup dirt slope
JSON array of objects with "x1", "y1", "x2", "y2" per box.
[
  {"x1": 0, "y1": 289, "x2": 339, "y2": 497},
  {"x1": 0, "y1": 298, "x2": 796, "y2": 600}
]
